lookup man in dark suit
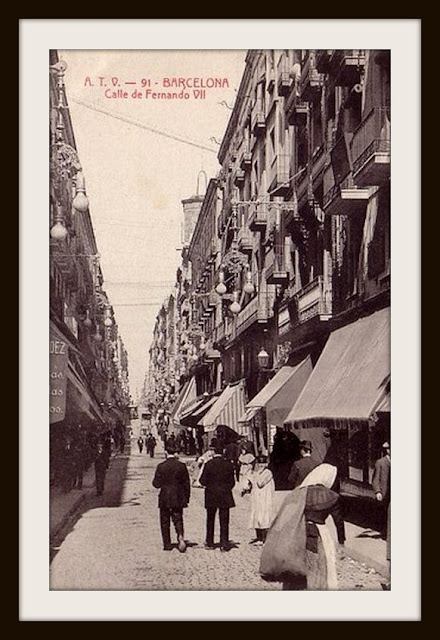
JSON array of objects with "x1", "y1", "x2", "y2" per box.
[
  {"x1": 287, "y1": 440, "x2": 320, "y2": 489},
  {"x1": 372, "y1": 441, "x2": 391, "y2": 540},
  {"x1": 199, "y1": 443, "x2": 236, "y2": 551},
  {"x1": 152, "y1": 442, "x2": 190, "y2": 552}
]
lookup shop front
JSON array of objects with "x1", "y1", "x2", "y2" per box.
[
  {"x1": 198, "y1": 379, "x2": 248, "y2": 449},
  {"x1": 283, "y1": 307, "x2": 390, "y2": 497},
  {"x1": 238, "y1": 356, "x2": 313, "y2": 457}
]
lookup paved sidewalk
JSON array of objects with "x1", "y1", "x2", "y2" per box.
[
  {"x1": 50, "y1": 450, "x2": 120, "y2": 542},
  {"x1": 343, "y1": 522, "x2": 388, "y2": 578}
]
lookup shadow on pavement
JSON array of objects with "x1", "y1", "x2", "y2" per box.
[{"x1": 50, "y1": 450, "x2": 131, "y2": 563}]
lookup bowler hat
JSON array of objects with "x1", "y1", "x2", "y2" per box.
[{"x1": 300, "y1": 440, "x2": 312, "y2": 452}]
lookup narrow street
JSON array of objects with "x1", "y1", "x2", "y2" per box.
[{"x1": 50, "y1": 439, "x2": 386, "y2": 591}]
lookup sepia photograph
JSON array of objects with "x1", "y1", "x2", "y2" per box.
[{"x1": 21, "y1": 19, "x2": 420, "y2": 621}]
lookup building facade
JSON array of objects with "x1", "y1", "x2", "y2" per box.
[
  {"x1": 50, "y1": 51, "x2": 130, "y2": 488},
  {"x1": 147, "y1": 50, "x2": 390, "y2": 494}
]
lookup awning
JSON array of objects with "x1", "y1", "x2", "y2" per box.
[
  {"x1": 67, "y1": 363, "x2": 104, "y2": 423},
  {"x1": 284, "y1": 307, "x2": 390, "y2": 429},
  {"x1": 374, "y1": 394, "x2": 390, "y2": 414},
  {"x1": 179, "y1": 393, "x2": 220, "y2": 427},
  {"x1": 238, "y1": 358, "x2": 313, "y2": 427},
  {"x1": 198, "y1": 379, "x2": 248, "y2": 433},
  {"x1": 170, "y1": 377, "x2": 197, "y2": 428},
  {"x1": 238, "y1": 406, "x2": 260, "y2": 424}
]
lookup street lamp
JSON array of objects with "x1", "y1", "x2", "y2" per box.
[
  {"x1": 50, "y1": 203, "x2": 68, "y2": 240},
  {"x1": 257, "y1": 347, "x2": 270, "y2": 370},
  {"x1": 94, "y1": 323, "x2": 103, "y2": 342},
  {"x1": 104, "y1": 306, "x2": 113, "y2": 327},
  {"x1": 215, "y1": 271, "x2": 227, "y2": 296},
  {"x1": 229, "y1": 291, "x2": 242, "y2": 315},
  {"x1": 73, "y1": 171, "x2": 90, "y2": 212},
  {"x1": 83, "y1": 309, "x2": 93, "y2": 327}
]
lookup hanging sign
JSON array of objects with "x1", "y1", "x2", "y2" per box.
[{"x1": 49, "y1": 329, "x2": 68, "y2": 423}]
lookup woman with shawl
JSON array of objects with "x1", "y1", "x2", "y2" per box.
[{"x1": 260, "y1": 463, "x2": 342, "y2": 590}]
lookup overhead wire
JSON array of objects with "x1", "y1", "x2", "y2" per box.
[{"x1": 69, "y1": 96, "x2": 219, "y2": 154}]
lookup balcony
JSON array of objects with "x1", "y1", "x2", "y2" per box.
[
  {"x1": 311, "y1": 145, "x2": 326, "y2": 183},
  {"x1": 240, "y1": 150, "x2": 252, "y2": 170},
  {"x1": 237, "y1": 225, "x2": 254, "y2": 254},
  {"x1": 235, "y1": 296, "x2": 259, "y2": 338},
  {"x1": 257, "y1": 290, "x2": 275, "y2": 323},
  {"x1": 265, "y1": 246, "x2": 290, "y2": 285},
  {"x1": 322, "y1": 133, "x2": 370, "y2": 215},
  {"x1": 294, "y1": 276, "x2": 332, "y2": 324},
  {"x1": 328, "y1": 50, "x2": 366, "y2": 86},
  {"x1": 251, "y1": 99, "x2": 266, "y2": 136},
  {"x1": 286, "y1": 93, "x2": 309, "y2": 125},
  {"x1": 323, "y1": 167, "x2": 370, "y2": 216},
  {"x1": 277, "y1": 54, "x2": 293, "y2": 96},
  {"x1": 268, "y1": 153, "x2": 291, "y2": 196},
  {"x1": 233, "y1": 167, "x2": 245, "y2": 187},
  {"x1": 351, "y1": 107, "x2": 390, "y2": 187},
  {"x1": 248, "y1": 202, "x2": 268, "y2": 232},
  {"x1": 299, "y1": 51, "x2": 324, "y2": 101}
]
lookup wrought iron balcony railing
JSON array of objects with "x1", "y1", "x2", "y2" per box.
[
  {"x1": 351, "y1": 107, "x2": 390, "y2": 187},
  {"x1": 294, "y1": 275, "x2": 332, "y2": 324}
]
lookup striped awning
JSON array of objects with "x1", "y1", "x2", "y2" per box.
[
  {"x1": 198, "y1": 380, "x2": 248, "y2": 433},
  {"x1": 238, "y1": 406, "x2": 260, "y2": 424},
  {"x1": 170, "y1": 377, "x2": 197, "y2": 428},
  {"x1": 178, "y1": 393, "x2": 221, "y2": 427}
]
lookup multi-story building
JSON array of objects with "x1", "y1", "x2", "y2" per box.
[
  {"x1": 147, "y1": 50, "x2": 390, "y2": 495},
  {"x1": 50, "y1": 51, "x2": 130, "y2": 486},
  {"x1": 198, "y1": 49, "x2": 389, "y2": 494}
]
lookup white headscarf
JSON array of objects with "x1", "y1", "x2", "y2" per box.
[{"x1": 300, "y1": 463, "x2": 337, "y2": 489}]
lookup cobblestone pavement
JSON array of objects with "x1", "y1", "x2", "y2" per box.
[{"x1": 50, "y1": 443, "x2": 386, "y2": 591}]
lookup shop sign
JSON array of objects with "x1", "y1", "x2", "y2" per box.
[{"x1": 50, "y1": 331, "x2": 68, "y2": 423}]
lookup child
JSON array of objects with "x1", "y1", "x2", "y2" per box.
[{"x1": 243, "y1": 456, "x2": 275, "y2": 545}]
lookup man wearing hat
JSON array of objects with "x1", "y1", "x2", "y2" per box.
[
  {"x1": 199, "y1": 442, "x2": 236, "y2": 551},
  {"x1": 152, "y1": 441, "x2": 190, "y2": 552},
  {"x1": 288, "y1": 440, "x2": 320, "y2": 489},
  {"x1": 372, "y1": 441, "x2": 391, "y2": 541}
]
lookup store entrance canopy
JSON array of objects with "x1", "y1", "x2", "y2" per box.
[
  {"x1": 238, "y1": 357, "x2": 313, "y2": 428},
  {"x1": 170, "y1": 377, "x2": 197, "y2": 429},
  {"x1": 198, "y1": 380, "x2": 247, "y2": 433},
  {"x1": 284, "y1": 307, "x2": 390, "y2": 429},
  {"x1": 179, "y1": 393, "x2": 221, "y2": 427}
]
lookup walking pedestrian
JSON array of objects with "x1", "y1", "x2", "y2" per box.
[
  {"x1": 137, "y1": 435, "x2": 144, "y2": 454},
  {"x1": 152, "y1": 441, "x2": 190, "y2": 552},
  {"x1": 94, "y1": 443, "x2": 108, "y2": 496},
  {"x1": 260, "y1": 463, "x2": 342, "y2": 590},
  {"x1": 146, "y1": 434, "x2": 156, "y2": 458},
  {"x1": 199, "y1": 443, "x2": 236, "y2": 551},
  {"x1": 372, "y1": 441, "x2": 391, "y2": 541}
]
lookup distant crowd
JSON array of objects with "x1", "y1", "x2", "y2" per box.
[{"x1": 50, "y1": 423, "x2": 126, "y2": 494}]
